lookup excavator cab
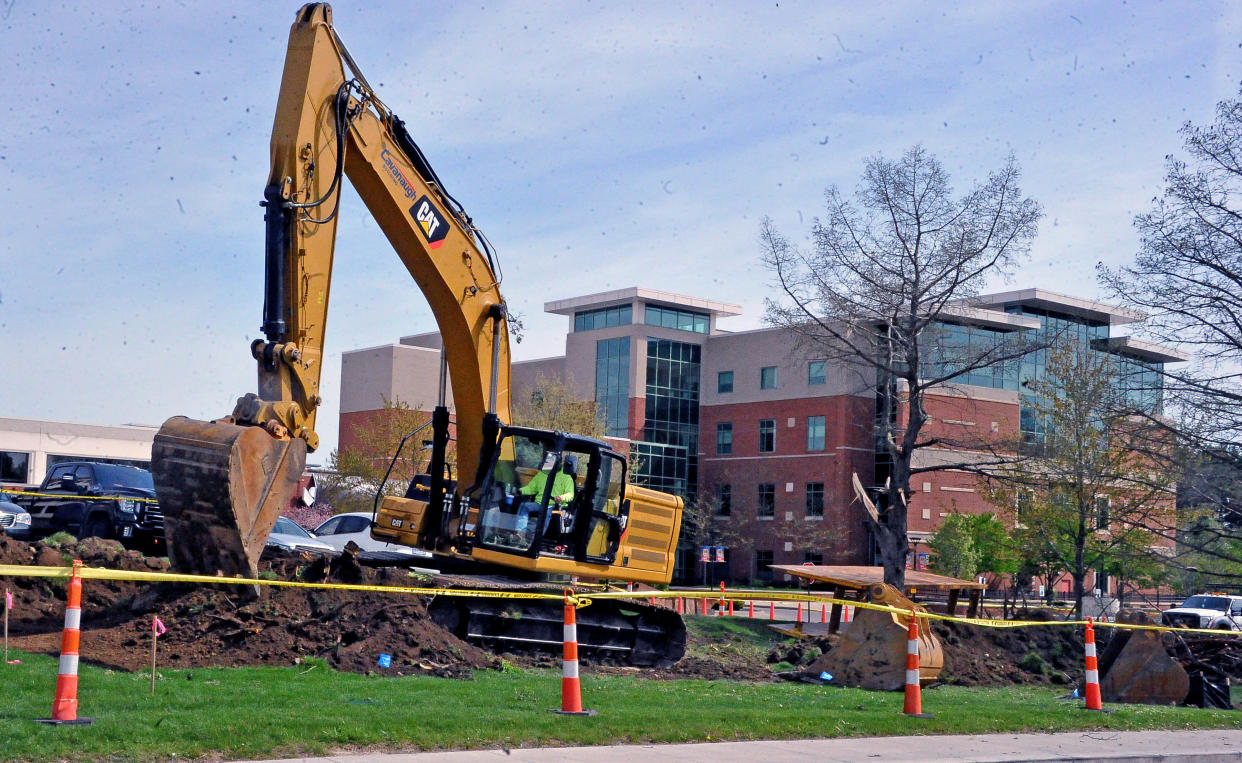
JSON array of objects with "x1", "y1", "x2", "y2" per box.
[{"x1": 472, "y1": 428, "x2": 629, "y2": 565}]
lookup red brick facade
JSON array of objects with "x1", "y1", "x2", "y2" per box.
[{"x1": 698, "y1": 394, "x2": 875, "y2": 581}]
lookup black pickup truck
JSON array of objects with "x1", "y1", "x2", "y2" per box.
[{"x1": 14, "y1": 461, "x2": 165, "y2": 552}]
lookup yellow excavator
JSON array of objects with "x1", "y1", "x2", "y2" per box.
[{"x1": 151, "y1": 3, "x2": 685, "y2": 665}]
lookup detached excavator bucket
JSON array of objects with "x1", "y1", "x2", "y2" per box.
[
  {"x1": 1099, "y1": 610, "x2": 1189, "y2": 705},
  {"x1": 151, "y1": 416, "x2": 307, "y2": 578},
  {"x1": 808, "y1": 583, "x2": 944, "y2": 691}
]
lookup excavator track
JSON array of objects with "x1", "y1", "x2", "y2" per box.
[
  {"x1": 424, "y1": 575, "x2": 686, "y2": 667},
  {"x1": 151, "y1": 416, "x2": 307, "y2": 578}
]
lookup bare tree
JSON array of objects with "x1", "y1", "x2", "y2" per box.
[
  {"x1": 511, "y1": 374, "x2": 607, "y2": 438},
  {"x1": 762, "y1": 145, "x2": 1041, "y2": 586},
  {"x1": 1098, "y1": 86, "x2": 1242, "y2": 574}
]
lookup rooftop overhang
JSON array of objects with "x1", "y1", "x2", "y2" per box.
[
  {"x1": 544, "y1": 286, "x2": 743, "y2": 318},
  {"x1": 970, "y1": 288, "x2": 1145, "y2": 326},
  {"x1": 939, "y1": 304, "x2": 1042, "y2": 332},
  {"x1": 1092, "y1": 336, "x2": 1190, "y2": 363}
]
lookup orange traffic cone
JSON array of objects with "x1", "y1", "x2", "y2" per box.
[
  {"x1": 37, "y1": 560, "x2": 93, "y2": 725},
  {"x1": 1083, "y1": 618, "x2": 1104, "y2": 711},
  {"x1": 903, "y1": 612, "x2": 932, "y2": 718},
  {"x1": 552, "y1": 595, "x2": 596, "y2": 716}
]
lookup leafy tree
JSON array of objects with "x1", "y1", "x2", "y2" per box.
[
  {"x1": 762, "y1": 145, "x2": 1042, "y2": 586},
  {"x1": 969, "y1": 512, "x2": 1018, "y2": 580},
  {"x1": 984, "y1": 342, "x2": 1175, "y2": 616},
  {"x1": 928, "y1": 513, "x2": 979, "y2": 580},
  {"x1": 326, "y1": 397, "x2": 430, "y2": 513}
]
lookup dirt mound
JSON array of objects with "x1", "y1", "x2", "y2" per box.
[
  {"x1": 932, "y1": 618, "x2": 1084, "y2": 687},
  {"x1": 1, "y1": 537, "x2": 498, "y2": 678}
]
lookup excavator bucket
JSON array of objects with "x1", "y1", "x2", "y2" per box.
[
  {"x1": 1098, "y1": 610, "x2": 1189, "y2": 705},
  {"x1": 151, "y1": 416, "x2": 307, "y2": 578},
  {"x1": 808, "y1": 583, "x2": 944, "y2": 691}
]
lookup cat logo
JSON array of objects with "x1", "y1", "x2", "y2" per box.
[{"x1": 410, "y1": 195, "x2": 449, "y2": 249}]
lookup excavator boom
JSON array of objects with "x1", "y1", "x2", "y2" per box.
[{"x1": 152, "y1": 3, "x2": 683, "y2": 604}]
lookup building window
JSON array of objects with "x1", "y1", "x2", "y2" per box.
[
  {"x1": 758, "y1": 483, "x2": 775, "y2": 517},
  {"x1": 808, "y1": 360, "x2": 827, "y2": 386},
  {"x1": 716, "y1": 422, "x2": 733, "y2": 455},
  {"x1": 637, "y1": 338, "x2": 701, "y2": 496},
  {"x1": 0, "y1": 451, "x2": 30, "y2": 483},
  {"x1": 759, "y1": 419, "x2": 775, "y2": 453},
  {"x1": 760, "y1": 366, "x2": 778, "y2": 389},
  {"x1": 594, "y1": 337, "x2": 631, "y2": 437},
  {"x1": 574, "y1": 304, "x2": 632, "y2": 332},
  {"x1": 717, "y1": 370, "x2": 734, "y2": 394},
  {"x1": 645, "y1": 305, "x2": 709, "y2": 334},
  {"x1": 755, "y1": 550, "x2": 774, "y2": 582},
  {"x1": 804, "y1": 551, "x2": 824, "y2": 565},
  {"x1": 806, "y1": 482, "x2": 825, "y2": 517},
  {"x1": 715, "y1": 484, "x2": 731, "y2": 516},
  {"x1": 806, "y1": 415, "x2": 826, "y2": 451}
]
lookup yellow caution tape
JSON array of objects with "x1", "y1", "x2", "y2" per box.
[
  {"x1": 1, "y1": 562, "x2": 1235, "y2": 635},
  {"x1": 0, "y1": 564, "x2": 584, "y2": 606},
  {"x1": 0, "y1": 488, "x2": 159, "y2": 504}
]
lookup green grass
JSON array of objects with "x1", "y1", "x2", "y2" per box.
[
  {"x1": 683, "y1": 615, "x2": 785, "y2": 662},
  {"x1": 3, "y1": 650, "x2": 1242, "y2": 762}
]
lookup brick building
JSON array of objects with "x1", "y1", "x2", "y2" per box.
[{"x1": 340, "y1": 286, "x2": 1186, "y2": 587}]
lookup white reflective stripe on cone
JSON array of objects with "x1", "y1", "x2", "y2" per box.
[
  {"x1": 563, "y1": 661, "x2": 579, "y2": 679},
  {"x1": 64, "y1": 609, "x2": 81, "y2": 630},
  {"x1": 1086, "y1": 669, "x2": 1099, "y2": 684},
  {"x1": 907, "y1": 640, "x2": 918, "y2": 655},
  {"x1": 58, "y1": 654, "x2": 79, "y2": 675},
  {"x1": 1085, "y1": 643, "x2": 1096, "y2": 657},
  {"x1": 905, "y1": 669, "x2": 920, "y2": 685},
  {"x1": 564, "y1": 625, "x2": 576, "y2": 643}
]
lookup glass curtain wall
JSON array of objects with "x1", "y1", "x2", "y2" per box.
[
  {"x1": 637, "y1": 338, "x2": 701, "y2": 496},
  {"x1": 594, "y1": 337, "x2": 631, "y2": 437}
]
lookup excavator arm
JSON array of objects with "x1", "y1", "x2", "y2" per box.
[
  {"x1": 152, "y1": 4, "x2": 509, "y2": 576},
  {"x1": 252, "y1": 3, "x2": 509, "y2": 475},
  {"x1": 152, "y1": 4, "x2": 682, "y2": 595}
]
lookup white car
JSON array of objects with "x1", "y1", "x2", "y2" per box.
[
  {"x1": 313, "y1": 512, "x2": 431, "y2": 559},
  {"x1": 266, "y1": 516, "x2": 335, "y2": 555}
]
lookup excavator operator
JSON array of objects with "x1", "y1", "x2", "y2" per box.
[{"x1": 517, "y1": 453, "x2": 576, "y2": 538}]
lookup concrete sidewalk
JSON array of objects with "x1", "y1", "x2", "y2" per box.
[{"x1": 247, "y1": 729, "x2": 1242, "y2": 762}]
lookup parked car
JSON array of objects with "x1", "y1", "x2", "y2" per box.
[
  {"x1": 12, "y1": 462, "x2": 164, "y2": 552},
  {"x1": 265, "y1": 516, "x2": 334, "y2": 555},
  {"x1": 0, "y1": 498, "x2": 32, "y2": 539},
  {"x1": 313, "y1": 512, "x2": 432, "y2": 558},
  {"x1": 1161, "y1": 594, "x2": 1242, "y2": 630}
]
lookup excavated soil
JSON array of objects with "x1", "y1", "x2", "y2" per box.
[
  {"x1": 0, "y1": 537, "x2": 497, "y2": 678},
  {"x1": 3, "y1": 536, "x2": 1199, "y2": 688}
]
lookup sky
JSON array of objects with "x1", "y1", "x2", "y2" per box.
[{"x1": 2, "y1": 0, "x2": 1239, "y2": 463}]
